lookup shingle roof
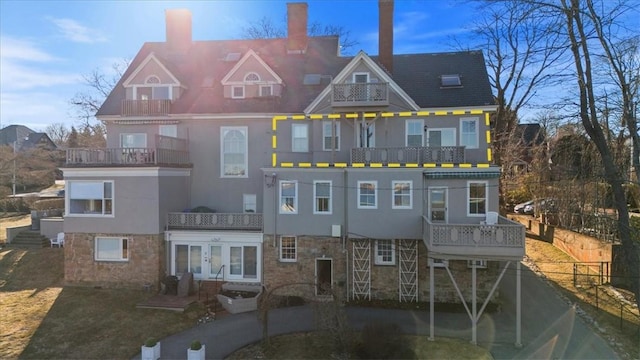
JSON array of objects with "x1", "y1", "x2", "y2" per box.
[{"x1": 97, "y1": 37, "x2": 494, "y2": 117}]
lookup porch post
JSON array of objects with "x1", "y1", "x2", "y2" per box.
[
  {"x1": 471, "y1": 263, "x2": 477, "y2": 345},
  {"x1": 429, "y1": 261, "x2": 435, "y2": 341},
  {"x1": 516, "y1": 261, "x2": 522, "y2": 347}
]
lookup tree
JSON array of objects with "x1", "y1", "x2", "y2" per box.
[
  {"x1": 240, "y1": 16, "x2": 358, "y2": 54},
  {"x1": 45, "y1": 123, "x2": 70, "y2": 147}
]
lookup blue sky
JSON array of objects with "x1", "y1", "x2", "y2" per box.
[{"x1": 0, "y1": 0, "x2": 477, "y2": 132}]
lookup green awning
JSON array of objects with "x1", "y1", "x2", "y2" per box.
[{"x1": 423, "y1": 171, "x2": 500, "y2": 179}]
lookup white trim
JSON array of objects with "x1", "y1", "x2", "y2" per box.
[
  {"x1": 279, "y1": 235, "x2": 297, "y2": 262},
  {"x1": 427, "y1": 127, "x2": 457, "y2": 147},
  {"x1": 231, "y1": 85, "x2": 245, "y2": 99},
  {"x1": 66, "y1": 180, "x2": 114, "y2": 217},
  {"x1": 352, "y1": 72, "x2": 370, "y2": 83},
  {"x1": 391, "y1": 180, "x2": 412, "y2": 209},
  {"x1": 322, "y1": 121, "x2": 340, "y2": 151},
  {"x1": 460, "y1": 117, "x2": 479, "y2": 149},
  {"x1": 123, "y1": 53, "x2": 181, "y2": 87},
  {"x1": 467, "y1": 259, "x2": 488, "y2": 269},
  {"x1": 220, "y1": 126, "x2": 248, "y2": 178},
  {"x1": 357, "y1": 180, "x2": 377, "y2": 209},
  {"x1": 95, "y1": 236, "x2": 128, "y2": 262},
  {"x1": 374, "y1": 239, "x2": 396, "y2": 265},
  {"x1": 428, "y1": 186, "x2": 448, "y2": 223},
  {"x1": 279, "y1": 180, "x2": 298, "y2": 214},
  {"x1": 221, "y1": 49, "x2": 283, "y2": 85},
  {"x1": 61, "y1": 167, "x2": 191, "y2": 177},
  {"x1": 244, "y1": 72, "x2": 261, "y2": 82},
  {"x1": 467, "y1": 180, "x2": 488, "y2": 217},
  {"x1": 405, "y1": 119, "x2": 424, "y2": 147},
  {"x1": 291, "y1": 123, "x2": 309, "y2": 152},
  {"x1": 313, "y1": 180, "x2": 332, "y2": 214},
  {"x1": 428, "y1": 258, "x2": 448, "y2": 267},
  {"x1": 259, "y1": 84, "x2": 273, "y2": 97}
]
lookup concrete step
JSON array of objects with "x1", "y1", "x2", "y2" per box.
[{"x1": 10, "y1": 230, "x2": 51, "y2": 248}]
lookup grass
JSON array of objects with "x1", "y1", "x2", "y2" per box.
[{"x1": 0, "y1": 213, "x2": 31, "y2": 244}]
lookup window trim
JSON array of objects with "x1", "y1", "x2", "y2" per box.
[
  {"x1": 467, "y1": 181, "x2": 488, "y2": 217},
  {"x1": 244, "y1": 72, "x2": 260, "y2": 82},
  {"x1": 427, "y1": 128, "x2": 457, "y2": 147},
  {"x1": 231, "y1": 85, "x2": 245, "y2": 99},
  {"x1": 467, "y1": 259, "x2": 488, "y2": 269},
  {"x1": 322, "y1": 121, "x2": 340, "y2": 151},
  {"x1": 279, "y1": 180, "x2": 298, "y2": 214},
  {"x1": 120, "y1": 133, "x2": 147, "y2": 148},
  {"x1": 260, "y1": 85, "x2": 273, "y2": 97},
  {"x1": 392, "y1": 180, "x2": 412, "y2": 209},
  {"x1": 352, "y1": 72, "x2": 370, "y2": 83},
  {"x1": 95, "y1": 237, "x2": 128, "y2": 262},
  {"x1": 279, "y1": 236, "x2": 297, "y2": 262},
  {"x1": 291, "y1": 123, "x2": 309, "y2": 152},
  {"x1": 405, "y1": 119, "x2": 424, "y2": 147},
  {"x1": 460, "y1": 117, "x2": 479, "y2": 149},
  {"x1": 220, "y1": 126, "x2": 248, "y2": 178},
  {"x1": 374, "y1": 239, "x2": 396, "y2": 265},
  {"x1": 66, "y1": 180, "x2": 114, "y2": 217},
  {"x1": 243, "y1": 194, "x2": 257, "y2": 213},
  {"x1": 313, "y1": 180, "x2": 332, "y2": 214},
  {"x1": 357, "y1": 181, "x2": 377, "y2": 209},
  {"x1": 428, "y1": 258, "x2": 449, "y2": 268}
]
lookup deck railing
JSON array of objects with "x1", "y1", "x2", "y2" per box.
[
  {"x1": 422, "y1": 215, "x2": 525, "y2": 257},
  {"x1": 66, "y1": 147, "x2": 190, "y2": 166},
  {"x1": 121, "y1": 99, "x2": 171, "y2": 116},
  {"x1": 332, "y1": 83, "x2": 389, "y2": 106},
  {"x1": 351, "y1": 146, "x2": 465, "y2": 164},
  {"x1": 167, "y1": 212, "x2": 263, "y2": 231}
]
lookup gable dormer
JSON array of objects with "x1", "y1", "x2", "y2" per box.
[{"x1": 220, "y1": 49, "x2": 284, "y2": 99}]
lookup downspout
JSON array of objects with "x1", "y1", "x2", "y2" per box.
[{"x1": 343, "y1": 168, "x2": 349, "y2": 299}]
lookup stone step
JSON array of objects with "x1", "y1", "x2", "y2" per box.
[{"x1": 10, "y1": 231, "x2": 51, "y2": 248}]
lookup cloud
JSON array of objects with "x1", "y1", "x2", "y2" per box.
[
  {"x1": 49, "y1": 17, "x2": 108, "y2": 43},
  {"x1": 0, "y1": 36, "x2": 59, "y2": 62},
  {"x1": 0, "y1": 91, "x2": 71, "y2": 131}
]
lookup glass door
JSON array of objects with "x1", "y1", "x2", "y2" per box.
[
  {"x1": 174, "y1": 244, "x2": 203, "y2": 279},
  {"x1": 229, "y1": 246, "x2": 258, "y2": 280},
  {"x1": 208, "y1": 245, "x2": 223, "y2": 280},
  {"x1": 429, "y1": 188, "x2": 448, "y2": 223}
]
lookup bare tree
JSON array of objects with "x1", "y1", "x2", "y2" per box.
[{"x1": 45, "y1": 123, "x2": 70, "y2": 147}]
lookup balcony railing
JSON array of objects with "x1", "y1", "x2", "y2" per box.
[
  {"x1": 332, "y1": 83, "x2": 389, "y2": 107},
  {"x1": 66, "y1": 147, "x2": 190, "y2": 167},
  {"x1": 423, "y1": 216, "x2": 525, "y2": 258},
  {"x1": 121, "y1": 99, "x2": 171, "y2": 116},
  {"x1": 351, "y1": 146, "x2": 465, "y2": 164},
  {"x1": 167, "y1": 212, "x2": 263, "y2": 231}
]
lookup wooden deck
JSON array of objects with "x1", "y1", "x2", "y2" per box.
[{"x1": 136, "y1": 281, "x2": 227, "y2": 313}]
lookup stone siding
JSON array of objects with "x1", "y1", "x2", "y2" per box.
[{"x1": 64, "y1": 233, "x2": 165, "y2": 290}]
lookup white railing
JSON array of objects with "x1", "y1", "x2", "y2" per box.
[
  {"x1": 167, "y1": 212, "x2": 263, "y2": 231},
  {"x1": 66, "y1": 148, "x2": 190, "y2": 166},
  {"x1": 351, "y1": 146, "x2": 465, "y2": 164},
  {"x1": 332, "y1": 83, "x2": 389, "y2": 106},
  {"x1": 121, "y1": 99, "x2": 171, "y2": 116}
]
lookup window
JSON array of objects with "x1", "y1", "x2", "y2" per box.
[
  {"x1": 120, "y1": 133, "x2": 147, "y2": 148},
  {"x1": 260, "y1": 85, "x2": 272, "y2": 96},
  {"x1": 230, "y1": 245, "x2": 257, "y2": 279},
  {"x1": 441, "y1": 74, "x2": 461, "y2": 87},
  {"x1": 244, "y1": 72, "x2": 260, "y2": 82},
  {"x1": 145, "y1": 75, "x2": 160, "y2": 84},
  {"x1": 356, "y1": 123, "x2": 375, "y2": 147},
  {"x1": 358, "y1": 181, "x2": 377, "y2": 209},
  {"x1": 406, "y1": 119, "x2": 424, "y2": 147},
  {"x1": 292, "y1": 123, "x2": 309, "y2": 152},
  {"x1": 375, "y1": 240, "x2": 395, "y2": 265},
  {"x1": 159, "y1": 125, "x2": 177, "y2": 138},
  {"x1": 243, "y1": 194, "x2": 257, "y2": 213},
  {"x1": 429, "y1": 258, "x2": 449, "y2": 268},
  {"x1": 353, "y1": 72, "x2": 369, "y2": 83},
  {"x1": 68, "y1": 181, "x2": 113, "y2": 216},
  {"x1": 392, "y1": 181, "x2": 412, "y2": 209},
  {"x1": 467, "y1": 259, "x2": 488, "y2": 269},
  {"x1": 314, "y1": 181, "x2": 332, "y2": 214},
  {"x1": 427, "y1": 128, "x2": 456, "y2": 147},
  {"x1": 323, "y1": 121, "x2": 340, "y2": 151},
  {"x1": 221, "y1": 127, "x2": 247, "y2": 177},
  {"x1": 232, "y1": 86, "x2": 245, "y2": 99},
  {"x1": 279, "y1": 236, "x2": 297, "y2": 262},
  {"x1": 468, "y1": 181, "x2": 487, "y2": 216},
  {"x1": 95, "y1": 237, "x2": 128, "y2": 261},
  {"x1": 279, "y1": 180, "x2": 298, "y2": 214},
  {"x1": 460, "y1": 118, "x2": 479, "y2": 149}
]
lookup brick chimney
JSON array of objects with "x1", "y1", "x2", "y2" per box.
[
  {"x1": 287, "y1": 3, "x2": 308, "y2": 54},
  {"x1": 165, "y1": 9, "x2": 192, "y2": 53},
  {"x1": 378, "y1": 0, "x2": 394, "y2": 73}
]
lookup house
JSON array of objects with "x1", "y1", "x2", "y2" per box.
[
  {"x1": 504, "y1": 123, "x2": 545, "y2": 177},
  {"x1": 61, "y1": 1, "x2": 525, "y2": 344},
  {"x1": 0, "y1": 124, "x2": 57, "y2": 151}
]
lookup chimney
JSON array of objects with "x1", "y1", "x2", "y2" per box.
[
  {"x1": 378, "y1": 0, "x2": 394, "y2": 73},
  {"x1": 287, "y1": 3, "x2": 308, "y2": 54},
  {"x1": 165, "y1": 9, "x2": 192, "y2": 53}
]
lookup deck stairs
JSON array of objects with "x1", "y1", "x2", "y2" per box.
[{"x1": 8, "y1": 230, "x2": 51, "y2": 248}]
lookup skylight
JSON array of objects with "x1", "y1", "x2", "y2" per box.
[
  {"x1": 224, "y1": 52, "x2": 241, "y2": 62},
  {"x1": 441, "y1": 74, "x2": 462, "y2": 87},
  {"x1": 303, "y1": 74, "x2": 321, "y2": 85}
]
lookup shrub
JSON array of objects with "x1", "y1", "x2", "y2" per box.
[
  {"x1": 190, "y1": 206, "x2": 215, "y2": 213},
  {"x1": 0, "y1": 198, "x2": 30, "y2": 213},
  {"x1": 32, "y1": 198, "x2": 64, "y2": 211},
  {"x1": 190, "y1": 340, "x2": 202, "y2": 351},
  {"x1": 355, "y1": 322, "x2": 413, "y2": 359},
  {"x1": 144, "y1": 337, "x2": 157, "y2": 347}
]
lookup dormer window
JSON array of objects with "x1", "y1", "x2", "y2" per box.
[
  {"x1": 441, "y1": 74, "x2": 462, "y2": 87},
  {"x1": 260, "y1": 85, "x2": 272, "y2": 97},
  {"x1": 244, "y1": 73, "x2": 260, "y2": 82}
]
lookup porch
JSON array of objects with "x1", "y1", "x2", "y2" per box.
[
  {"x1": 422, "y1": 215, "x2": 525, "y2": 259},
  {"x1": 166, "y1": 212, "x2": 263, "y2": 231},
  {"x1": 351, "y1": 146, "x2": 465, "y2": 165},
  {"x1": 332, "y1": 82, "x2": 389, "y2": 107}
]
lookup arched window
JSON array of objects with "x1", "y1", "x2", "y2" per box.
[
  {"x1": 244, "y1": 73, "x2": 260, "y2": 82},
  {"x1": 221, "y1": 127, "x2": 247, "y2": 177},
  {"x1": 145, "y1": 75, "x2": 161, "y2": 84}
]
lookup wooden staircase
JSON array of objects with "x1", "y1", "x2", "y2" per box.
[{"x1": 9, "y1": 230, "x2": 51, "y2": 248}]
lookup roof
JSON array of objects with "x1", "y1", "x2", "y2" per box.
[
  {"x1": 0, "y1": 125, "x2": 56, "y2": 150},
  {"x1": 517, "y1": 123, "x2": 545, "y2": 146},
  {"x1": 97, "y1": 37, "x2": 494, "y2": 117}
]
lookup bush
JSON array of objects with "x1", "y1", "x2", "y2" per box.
[
  {"x1": 0, "y1": 198, "x2": 30, "y2": 213},
  {"x1": 32, "y1": 198, "x2": 64, "y2": 211},
  {"x1": 190, "y1": 340, "x2": 202, "y2": 350},
  {"x1": 144, "y1": 338, "x2": 157, "y2": 347},
  {"x1": 355, "y1": 322, "x2": 413, "y2": 359},
  {"x1": 190, "y1": 206, "x2": 215, "y2": 213}
]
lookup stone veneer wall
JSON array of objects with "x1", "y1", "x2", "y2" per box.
[
  {"x1": 64, "y1": 233, "x2": 165, "y2": 290},
  {"x1": 263, "y1": 236, "x2": 500, "y2": 304}
]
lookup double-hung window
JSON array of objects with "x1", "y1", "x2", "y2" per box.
[
  {"x1": 279, "y1": 236, "x2": 297, "y2": 262},
  {"x1": 221, "y1": 127, "x2": 248, "y2": 177},
  {"x1": 120, "y1": 133, "x2": 147, "y2": 148},
  {"x1": 406, "y1": 119, "x2": 424, "y2": 146},
  {"x1": 375, "y1": 240, "x2": 395, "y2": 265},
  {"x1": 468, "y1": 181, "x2": 487, "y2": 216},
  {"x1": 314, "y1": 180, "x2": 332, "y2": 214},
  {"x1": 68, "y1": 181, "x2": 113, "y2": 216},
  {"x1": 279, "y1": 180, "x2": 298, "y2": 214},
  {"x1": 392, "y1": 181, "x2": 412, "y2": 209},
  {"x1": 357, "y1": 181, "x2": 377, "y2": 209},
  {"x1": 460, "y1": 118, "x2": 479, "y2": 149},
  {"x1": 322, "y1": 121, "x2": 340, "y2": 151},
  {"x1": 232, "y1": 86, "x2": 245, "y2": 99},
  {"x1": 95, "y1": 237, "x2": 128, "y2": 261},
  {"x1": 292, "y1": 123, "x2": 309, "y2": 152}
]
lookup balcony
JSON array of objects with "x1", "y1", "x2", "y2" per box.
[
  {"x1": 423, "y1": 216, "x2": 525, "y2": 259},
  {"x1": 351, "y1": 146, "x2": 465, "y2": 164},
  {"x1": 332, "y1": 83, "x2": 389, "y2": 107},
  {"x1": 121, "y1": 99, "x2": 171, "y2": 116},
  {"x1": 167, "y1": 212, "x2": 263, "y2": 231}
]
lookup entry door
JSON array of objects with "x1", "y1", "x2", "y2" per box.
[
  {"x1": 429, "y1": 188, "x2": 448, "y2": 223},
  {"x1": 316, "y1": 258, "x2": 333, "y2": 296},
  {"x1": 208, "y1": 245, "x2": 223, "y2": 280},
  {"x1": 174, "y1": 244, "x2": 203, "y2": 279}
]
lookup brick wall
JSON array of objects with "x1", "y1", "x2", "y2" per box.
[{"x1": 64, "y1": 233, "x2": 165, "y2": 290}]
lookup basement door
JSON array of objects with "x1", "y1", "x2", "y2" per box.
[{"x1": 316, "y1": 258, "x2": 333, "y2": 296}]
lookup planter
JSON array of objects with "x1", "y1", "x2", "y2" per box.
[
  {"x1": 216, "y1": 283, "x2": 262, "y2": 314},
  {"x1": 187, "y1": 345, "x2": 205, "y2": 360},
  {"x1": 141, "y1": 342, "x2": 160, "y2": 360}
]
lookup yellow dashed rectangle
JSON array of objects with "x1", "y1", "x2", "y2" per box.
[
  {"x1": 423, "y1": 163, "x2": 436, "y2": 168},
  {"x1": 485, "y1": 113, "x2": 490, "y2": 126},
  {"x1": 471, "y1": 109, "x2": 483, "y2": 114},
  {"x1": 406, "y1": 163, "x2": 419, "y2": 168},
  {"x1": 346, "y1": 113, "x2": 358, "y2": 118},
  {"x1": 299, "y1": 163, "x2": 311, "y2": 167},
  {"x1": 292, "y1": 115, "x2": 305, "y2": 120},
  {"x1": 272, "y1": 119, "x2": 277, "y2": 131},
  {"x1": 416, "y1": 111, "x2": 430, "y2": 116},
  {"x1": 334, "y1": 163, "x2": 347, "y2": 168},
  {"x1": 381, "y1": 112, "x2": 395, "y2": 117},
  {"x1": 388, "y1": 163, "x2": 400, "y2": 167},
  {"x1": 399, "y1": 112, "x2": 413, "y2": 117},
  {"x1": 272, "y1": 135, "x2": 277, "y2": 149},
  {"x1": 310, "y1": 114, "x2": 323, "y2": 119},
  {"x1": 435, "y1": 111, "x2": 447, "y2": 116},
  {"x1": 281, "y1": 162, "x2": 294, "y2": 167},
  {"x1": 364, "y1": 113, "x2": 377, "y2": 118},
  {"x1": 328, "y1": 114, "x2": 341, "y2": 119},
  {"x1": 452, "y1": 110, "x2": 465, "y2": 115},
  {"x1": 459, "y1": 163, "x2": 472, "y2": 168},
  {"x1": 316, "y1": 163, "x2": 329, "y2": 167},
  {"x1": 477, "y1": 163, "x2": 490, "y2": 168},
  {"x1": 273, "y1": 116, "x2": 287, "y2": 121},
  {"x1": 486, "y1": 130, "x2": 491, "y2": 143},
  {"x1": 441, "y1": 163, "x2": 454, "y2": 168},
  {"x1": 272, "y1": 153, "x2": 277, "y2": 167},
  {"x1": 352, "y1": 163, "x2": 365, "y2": 167},
  {"x1": 487, "y1": 149, "x2": 492, "y2": 162},
  {"x1": 370, "y1": 163, "x2": 383, "y2": 168}
]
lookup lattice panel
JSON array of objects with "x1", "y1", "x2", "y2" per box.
[
  {"x1": 399, "y1": 239, "x2": 418, "y2": 302},
  {"x1": 352, "y1": 239, "x2": 371, "y2": 300}
]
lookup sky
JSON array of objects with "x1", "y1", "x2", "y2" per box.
[{"x1": 0, "y1": 0, "x2": 479, "y2": 132}]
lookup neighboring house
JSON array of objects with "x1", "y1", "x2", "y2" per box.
[
  {"x1": 0, "y1": 125, "x2": 57, "y2": 151},
  {"x1": 61, "y1": 1, "x2": 525, "y2": 343},
  {"x1": 503, "y1": 123, "x2": 545, "y2": 177}
]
